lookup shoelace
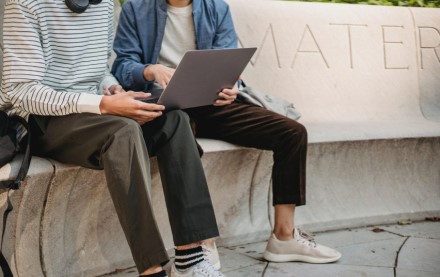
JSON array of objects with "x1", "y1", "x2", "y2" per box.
[
  {"x1": 297, "y1": 228, "x2": 317, "y2": 248},
  {"x1": 194, "y1": 260, "x2": 224, "y2": 277}
]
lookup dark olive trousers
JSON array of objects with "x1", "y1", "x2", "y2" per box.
[
  {"x1": 185, "y1": 102, "x2": 307, "y2": 206},
  {"x1": 29, "y1": 110, "x2": 219, "y2": 272}
]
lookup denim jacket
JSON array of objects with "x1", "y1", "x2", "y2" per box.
[{"x1": 111, "y1": 0, "x2": 238, "y2": 91}]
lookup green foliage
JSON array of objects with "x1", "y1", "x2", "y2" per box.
[
  {"x1": 119, "y1": 0, "x2": 438, "y2": 7},
  {"x1": 286, "y1": 0, "x2": 440, "y2": 7}
]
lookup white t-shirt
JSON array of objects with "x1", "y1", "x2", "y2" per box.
[{"x1": 158, "y1": 4, "x2": 197, "y2": 68}]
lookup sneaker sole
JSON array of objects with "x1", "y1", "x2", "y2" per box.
[{"x1": 263, "y1": 250, "x2": 341, "y2": 264}]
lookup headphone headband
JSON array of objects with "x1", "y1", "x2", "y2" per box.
[{"x1": 65, "y1": 0, "x2": 103, "y2": 13}]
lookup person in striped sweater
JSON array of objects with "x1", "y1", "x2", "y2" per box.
[{"x1": 1, "y1": 0, "x2": 222, "y2": 276}]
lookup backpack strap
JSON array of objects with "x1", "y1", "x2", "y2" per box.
[
  {"x1": 0, "y1": 116, "x2": 31, "y2": 189},
  {"x1": 0, "y1": 115, "x2": 31, "y2": 277}
]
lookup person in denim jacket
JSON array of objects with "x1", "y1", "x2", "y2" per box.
[{"x1": 112, "y1": 1, "x2": 342, "y2": 276}]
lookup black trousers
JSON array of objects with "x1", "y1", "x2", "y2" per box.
[
  {"x1": 29, "y1": 110, "x2": 219, "y2": 272},
  {"x1": 185, "y1": 102, "x2": 307, "y2": 206}
]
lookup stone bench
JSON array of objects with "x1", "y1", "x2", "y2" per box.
[{"x1": 1, "y1": 0, "x2": 440, "y2": 276}]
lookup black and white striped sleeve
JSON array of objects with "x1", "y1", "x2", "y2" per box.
[{"x1": 3, "y1": 1, "x2": 102, "y2": 116}]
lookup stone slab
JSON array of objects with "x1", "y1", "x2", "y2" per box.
[
  {"x1": 218, "y1": 248, "x2": 266, "y2": 273},
  {"x1": 381, "y1": 221, "x2": 440, "y2": 239},
  {"x1": 335, "y1": 237, "x2": 405, "y2": 267},
  {"x1": 311, "y1": 227, "x2": 401, "y2": 249},
  {"x1": 226, "y1": 263, "x2": 268, "y2": 277},
  {"x1": 411, "y1": 7, "x2": 440, "y2": 121},
  {"x1": 264, "y1": 263, "x2": 394, "y2": 277},
  {"x1": 397, "y1": 237, "x2": 440, "y2": 273},
  {"x1": 396, "y1": 269, "x2": 440, "y2": 277},
  {"x1": 226, "y1": 241, "x2": 268, "y2": 260},
  {"x1": 295, "y1": 137, "x2": 440, "y2": 233},
  {"x1": 226, "y1": 1, "x2": 440, "y2": 144}
]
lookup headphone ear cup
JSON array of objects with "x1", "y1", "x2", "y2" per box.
[
  {"x1": 65, "y1": 0, "x2": 90, "y2": 13},
  {"x1": 89, "y1": 0, "x2": 103, "y2": 4}
]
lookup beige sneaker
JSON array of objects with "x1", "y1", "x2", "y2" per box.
[
  {"x1": 263, "y1": 228, "x2": 342, "y2": 263},
  {"x1": 201, "y1": 240, "x2": 221, "y2": 270}
]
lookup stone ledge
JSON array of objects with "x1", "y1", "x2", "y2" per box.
[{"x1": 1, "y1": 136, "x2": 439, "y2": 276}]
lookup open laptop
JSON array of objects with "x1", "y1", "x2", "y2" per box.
[{"x1": 140, "y1": 47, "x2": 257, "y2": 109}]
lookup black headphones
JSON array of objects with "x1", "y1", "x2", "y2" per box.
[{"x1": 65, "y1": 0, "x2": 103, "y2": 13}]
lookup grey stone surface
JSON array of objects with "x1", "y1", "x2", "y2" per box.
[
  {"x1": 295, "y1": 138, "x2": 440, "y2": 233},
  {"x1": 396, "y1": 269, "x2": 440, "y2": 277},
  {"x1": 336, "y1": 237, "x2": 405, "y2": 267},
  {"x1": 40, "y1": 163, "x2": 133, "y2": 277},
  {"x1": 312, "y1": 227, "x2": 401, "y2": 249},
  {"x1": 264, "y1": 263, "x2": 394, "y2": 277},
  {"x1": 226, "y1": 241, "x2": 267, "y2": 260},
  {"x1": 219, "y1": 248, "x2": 266, "y2": 273},
  {"x1": 381, "y1": 221, "x2": 440, "y2": 239},
  {"x1": 397, "y1": 237, "x2": 440, "y2": 273},
  {"x1": 106, "y1": 222, "x2": 440, "y2": 277},
  {"x1": 228, "y1": 1, "x2": 440, "y2": 134},
  {"x1": 1, "y1": 1, "x2": 440, "y2": 276},
  {"x1": 412, "y1": 7, "x2": 440, "y2": 121}
]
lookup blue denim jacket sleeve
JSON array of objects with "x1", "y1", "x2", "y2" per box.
[
  {"x1": 212, "y1": 2, "x2": 237, "y2": 49},
  {"x1": 111, "y1": 2, "x2": 150, "y2": 92}
]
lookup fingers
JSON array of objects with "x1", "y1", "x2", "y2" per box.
[
  {"x1": 113, "y1": 85, "x2": 125, "y2": 94},
  {"x1": 103, "y1": 85, "x2": 111, "y2": 96},
  {"x1": 134, "y1": 110, "x2": 164, "y2": 125},
  {"x1": 215, "y1": 89, "x2": 238, "y2": 106}
]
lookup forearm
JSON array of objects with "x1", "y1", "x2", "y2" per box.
[{"x1": 7, "y1": 82, "x2": 102, "y2": 116}]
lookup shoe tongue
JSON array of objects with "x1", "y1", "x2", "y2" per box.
[{"x1": 293, "y1": 228, "x2": 300, "y2": 238}]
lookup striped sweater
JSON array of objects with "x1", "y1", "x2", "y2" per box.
[{"x1": 1, "y1": 0, "x2": 119, "y2": 138}]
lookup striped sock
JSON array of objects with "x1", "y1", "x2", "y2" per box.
[{"x1": 174, "y1": 246, "x2": 204, "y2": 271}]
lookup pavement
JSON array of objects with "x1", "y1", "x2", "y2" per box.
[{"x1": 103, "y1": 220, "x2": 440, "y2": 277}]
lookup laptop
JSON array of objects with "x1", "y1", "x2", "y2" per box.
[{"x1": 140, "y1": 47, "x2": 257, "y2": 109}]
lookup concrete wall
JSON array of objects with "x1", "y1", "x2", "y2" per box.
[{"x1": 0, "y1": 0, "x2": 439, "y2": 276}]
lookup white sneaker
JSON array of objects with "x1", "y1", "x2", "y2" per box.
[
  {"x1": 202, "y1": 241, "x2": 221, "y2": 270},
  {"x1": 170, "y1": 259, "x2": 225, "y2": 277},
  {"x1": 263, "y1": 228, "x2": 342, "y2": 263}
]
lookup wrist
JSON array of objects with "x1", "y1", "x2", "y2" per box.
[
  {"x1": 144, "y1": 65, "x2": 156, "y2": 81},
  {"x1": 99, "y1": 95, "x2": 111, "y2": 114}
]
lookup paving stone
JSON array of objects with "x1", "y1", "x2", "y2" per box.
[
  {"x1": 381, "y1": 221, "x2": 440, "y2": 239},
  {"x1": 264, "y1": 263, "x2": 394, "y2": 277},
  {"x1": 312, "y1": 227, "x2": 401, "y2": 248},
  {"x1": 219, "y1": 247, "x2": 266, "y2": 273},
  {"x1": 397, "y1": 237, "x2": 440, "y2": 273},
  {"x1": 396, "y1": 268, "x2": 440, "y2": 277},
  {"x1": 226, "y1": 241, "x2": 267, "y2": 260},
  {"x1": 225, "y1": 263, "x2": 268, "y2": 277},
  {"x1": 335, "y1": 237, "x2": 406, "y2": 267}
]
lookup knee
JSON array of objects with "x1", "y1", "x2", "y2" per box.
[
  {"x1": 164, "y1": 110, "x2": 190, "y2": 124},
  {"x1": 105, "y1": 115, "x2": 142, "y2": 139},
  {"x1": 283, "y1": 120, "x2": 308, "y2": 146},
  {"x1": 161, "y1": 110, "x2": 191, "y2": 130}
]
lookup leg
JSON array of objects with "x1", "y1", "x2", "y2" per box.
[
  {"x1": 140, "y1": 111, "x2": 222, "y2": 275},
  {"x1": 185, "y1": 102, "x2": 307, "y2": 207},
  {"x1": 30, "y1": 114, "x2": 168, "y2": 273},
  {"x1": 185, "y1": 103, "x2": 340, "y2": 263},
  {"x1": 141, "y1": 110, "x2": 219, "y2": 246}
]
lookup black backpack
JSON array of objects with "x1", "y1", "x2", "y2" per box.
[{"x1": 0, "y1": 110, "x2": 31, "y2": 277}]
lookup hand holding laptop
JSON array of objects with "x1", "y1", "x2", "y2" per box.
[{"x1": 214, "y1": 83, "x2": 239, "y2": 106}]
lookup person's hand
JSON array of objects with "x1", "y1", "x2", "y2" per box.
[
  {"x1": 214, "y1": 84, "x2": 239, "y2": 106},
  {"x1": 144, "y1": 64, "x2": 176, "y2": 89},
  {"x1": 103, "y1": 84, "x2": 125, "y2": 95},
  {"x1": 99, "y1": 91, "x2": 165, "y2": 125}
]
